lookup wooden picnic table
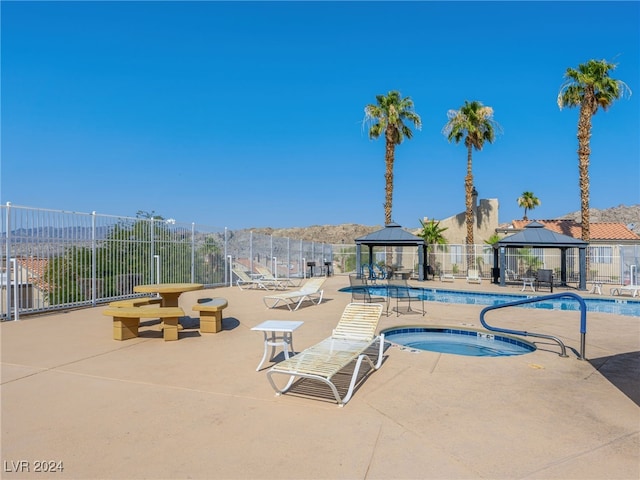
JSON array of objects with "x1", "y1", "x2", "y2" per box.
[{"x1": 133, "y1": 283, "x2": 204, "y2": 307}]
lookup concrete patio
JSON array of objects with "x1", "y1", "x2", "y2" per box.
[{"x1": 1, "y1": 275, "x2": 638, "y2": 479}]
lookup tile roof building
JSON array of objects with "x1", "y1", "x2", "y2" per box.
[{"x1": 502, "y1": 219, "x2": 640, "y2": 244}]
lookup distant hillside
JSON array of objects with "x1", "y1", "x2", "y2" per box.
[
  {"x1": 245, "y1": 224, "x2": 382, "y2": 245},
  {"x1": 243, "y1": 204, "x2": 639, "y2": 244},
  {"x1": 559, "y1": 204, "x2": 640, "y2": 234}
]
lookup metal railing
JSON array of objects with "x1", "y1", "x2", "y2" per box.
[
  {"x1": 1, "y1": 203, "x2": 332, "y2": 320},
  {"x1": 479, "y1": 292, "x2": 588, "y2": 360}
]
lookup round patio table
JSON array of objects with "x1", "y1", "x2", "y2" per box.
[{"x1": 133, "y1": 283, "x2": 204, "y2": 307}]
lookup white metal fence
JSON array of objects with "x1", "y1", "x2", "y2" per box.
[
  {"x1": 1, "y1": 204, "x2": 332, "y2": 320},
  {"x1": 3, "y1": 203, "x2": 638, "y2": 321},
  {"x1": 331, "y1": 243, "x2": 640, "y2": 285}
]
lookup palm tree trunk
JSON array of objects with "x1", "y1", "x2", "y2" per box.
[
  {"x1": 384, "y1": 136, "x2": 395, "y2": 225},
  {"x1": 384, "y1": 132, "x2": 395, "y2": 265},
  {"x1": 577, "y1": 104, "x2": 593, "y2": 243},
  {"x1": 465, "y1": 143, "x2": 475, "y2": 269}
]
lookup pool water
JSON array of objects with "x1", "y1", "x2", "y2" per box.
[
  {"x1": 383, "y1": 327, "x2": 536, "y2": 357},
  {"x1": 341, "y1": 286, "x2": 640, "y2": 317}
]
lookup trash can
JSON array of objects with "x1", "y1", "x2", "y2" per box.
[{"x1": 491, "y1": 267, "x2": 500, "y2": 284}]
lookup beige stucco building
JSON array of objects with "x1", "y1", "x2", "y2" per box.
[{"x1": 422, "y1": 193, "x2": 500, "y2": 245}]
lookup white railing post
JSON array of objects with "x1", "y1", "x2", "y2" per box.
[
  {"x1": 91, "y1": 211, "x2": 97, "y2": 307},
  {"x1": 5, "y1": 202, "x2": 13, "y2": 320},
  {"x1": 10, "y1": 258, "x2": 19, "y2": 321},
  {"x1": 154, "y1": 255, "x2": 161, "y2": 287},
  {"x1": 191, "y1": 222, "x2": 196, "y2": 283}
]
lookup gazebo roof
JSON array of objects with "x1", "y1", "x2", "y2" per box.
[
  {"x1": 355, "y1": 222, "x2": 425, "y2": 246},
  {"x1": 497, "y1": 221, "x2": 587, "y2": 248}
]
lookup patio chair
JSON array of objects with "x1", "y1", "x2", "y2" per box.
[
  {"x1": 262, "y1": 277, "x2": 326, "y2": 311},
  {"x1": 387, "y1": 278, "x2": 425, "y2": 316},
  {"x1": 505, "y1": 269, "x2": 519, "y2": 282},
  {"x1": 349, "y1": 274, "x2": 388, "y2": 312},
  {"x1": 374, "y1": 264, "x2": 390, "y2": 280},
  {"x1": 362, "y1": 264, "x2": 378, "y2": 283},
  {"x1": 466, "y1": 269, "x2": 482, "y2": 284},
  {"x1": 536, "y1": 269, "x2": 554, "y2": 293},
  {"x1": 266, "y1": 302, "x2": 385, "y2": 406}
]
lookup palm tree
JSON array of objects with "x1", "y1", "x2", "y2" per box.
[
  {"x1": 417, "y1": 218, "x2": 448, "y2": 277},
  {"x1": 418, "y1": 218, "x2": 448, "y2": 245},
  {"x1": 442, "y1": 100, "x2": 500, "y2": 263},
  {"x1": 364, "y1": 91, "x2": 422, "y2": 225},
  {"x1": 557, "y1": 59, "x2": 631, "y2": 243},
  {"x1": 484, "y1": 234, "x2": 501, "y2": 245},
  {"x1": 517, "y1": 191, "x2": 540, "y2": 220}
]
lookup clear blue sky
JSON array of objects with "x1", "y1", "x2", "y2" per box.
[{"x1": 2, "y1": 1, "x2": 639, "y2": 231}]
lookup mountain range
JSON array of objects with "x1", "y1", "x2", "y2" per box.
[{"x1": 245, "y1": 204, "x2": 640, "y2": 244}]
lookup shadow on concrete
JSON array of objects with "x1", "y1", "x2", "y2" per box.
[
  {"x1": 589, "y1": 351, "x2": 640, "y2": 407},
  {"x1": 183, "y1": 315, "x2": 240, "y2": 332}
]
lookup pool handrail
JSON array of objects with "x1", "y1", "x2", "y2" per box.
[{"x1": 479, "y1": 292, "x2": 587, "y2": 360}]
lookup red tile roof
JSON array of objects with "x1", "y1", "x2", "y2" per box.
[
  {"x1": 510, "y1": 220, "x2": 640, "y2": 240},
  {"x1": 15, "y1": 258, "x2": 51, "y2": 292}
]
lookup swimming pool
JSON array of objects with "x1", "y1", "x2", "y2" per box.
[
  {"x1": 382, "y1": 326, "x2": 536, "y2": 357},
  {"x1": 340, "y1": 286, "x2": 640, "y2": 317}
]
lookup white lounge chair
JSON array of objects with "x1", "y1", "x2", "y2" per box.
[
  {"x1": 255, "y1": 266, "x2": 294, "y2": 289},
  {"x1": 262, "y1": 277, "x2": 326, "y2": 311},
  {"x1": 613, "y1": 285, "x2": 639, "y2": 297},
  {"x1": 266, "y1": 302, "x2": 385, "y2": 406},
  {"x1": 466, "y1": 269, "x2": 482, "y2": 284},
  {"x1": 233, "y1": 268, "x2": 284, "y2": 291}
]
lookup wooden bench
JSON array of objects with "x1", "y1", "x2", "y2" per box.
[
  {"x1": 108, "y1": 297, "x2": 162, "y2": 308},
  {"x1": 192, "y1": 298, "x2": 228, "y2": 333},
  {"x1": 440, "y1": 274, "x2": 455, "y2": 282},
  {"x1": 103, "y1": 307, "x2": 185, "y2": 341}
]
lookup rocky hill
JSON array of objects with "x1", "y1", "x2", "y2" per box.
[
  {"x1": 244, "y1": 223, "x2": 382, "y2": 245},
  {"x1": 244, "y1": 204, "x2": 639, "y2": 244},
  {"x1": 559, "y1": 204, "x2": 640, "y2": 234}
]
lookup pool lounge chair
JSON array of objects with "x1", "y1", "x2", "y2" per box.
[
  {"x1": 262, "y1": 277, "x2": 326, "y2": 311},
  {"x1": 255, "y1": 266, "x2": 295, "y2": 288},
  {"x1": 612, "y1": 284, "x2": 639, "y2": 297},
  {"x1": 233, "y1": 268, "x2": 283, "y2": 291},
  {"x1": 266, "y1": 302, "x2": 385, "y2": 406},
  {"x1": 466, "y1": 269, "x2": 482, "y2": 284}
]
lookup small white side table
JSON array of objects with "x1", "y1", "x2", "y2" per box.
[
  {"x1": 251, "y1": 320, "x2": 304, "y2": 371},
  {"x1": 521, "y1": 277, "x2": 536, "y2": 292}
]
